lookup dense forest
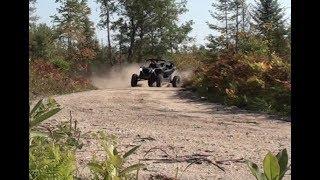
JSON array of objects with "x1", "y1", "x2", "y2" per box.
[{"x1": 29, "y1": 0, "x2": 291, "y2": 115}]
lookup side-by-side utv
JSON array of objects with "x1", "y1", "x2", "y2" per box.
[{"x1": 131, "y1": 59, "x2": 181, "y2": 87}]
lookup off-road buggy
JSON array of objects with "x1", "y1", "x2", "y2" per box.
[{"x1": 131, "y1": 59, "x2": 181, "y2": 87}]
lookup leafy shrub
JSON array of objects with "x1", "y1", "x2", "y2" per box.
[
  {"x1": 29, "y1": 60, "x2": 96, "y2": 99},
  {"x1": 246, "y1": 76, "x2": 266, "y2": 94},
  {"x1": 265, "y1": 54, "x2": 291, "y2": 83},
  {"x1": 29, "y1": 98, "x2": 77, "y2": 180},
  {"x1": 88, "y1": 131, "x2": 144, "y2": 180},
  {"x1": 29, "y1": 98, "x2": 61, "y2": 138},
  {"x1": 179, "y1": 49, "x2": 291, "y2": 116},
  {"x1": 29, "y1": 137, "x2": 76, "y2": 180},
  {"x1": 51, "y1": 58, "x2": 71, "y2": 72},
  {"x1": 246, "y1": 149, "x2": 290, "y2": 180},
  {"x1": 246, "y1": 97, "x2": 272, "y2": 112},
  {"x1": 172, "y1": 52, "x2": 204, "y2": 71},
  {"x1": 49, "y1": 120, "x2": 84, "y2": 150},
  {"x1": 238, "y1": 33, "x2": 269, "y2": 56},
  {"x1": 266, "y1": 85, "x2": 291, "y2": 115}
]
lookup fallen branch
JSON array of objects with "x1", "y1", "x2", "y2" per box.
[{"x1": 215, "y1": 158, "x2": 246, "y2": 164}]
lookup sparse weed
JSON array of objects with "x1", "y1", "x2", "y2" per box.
[
  {"x1": 88, "y1": 131, "x2": 144, "y2": 180},
  {"x1": 246, "y1": 149, "x2": 290, "y2": 180}
]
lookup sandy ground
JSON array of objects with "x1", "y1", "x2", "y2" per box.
[{"x1": 40, "y1": 81, "x2": 291, "y2": 180}]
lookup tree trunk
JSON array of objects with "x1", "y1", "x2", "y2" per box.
[
  {"x1": 127, "y1": 18, "x2": 136, "y2": 63},
  {"x1": 137, "y1": 32, "x2": 144, "y2": 62},
  {"x1": 224, "y1": 1, "x2": 229, "y2": 49},
  {"x1": 118, "y1": 30, "x2": 123, "y2": 65},
  {"x1": 67, "y1": 36, "x2": 72, "y2": 61},
  {"x1": 235, "y1": 3, "x2": 239, "y2": 53},
  {"x1": 241, "y1": 1, "x2": 245, "y2": 32},
  {"x1": 106, "y1": 8, "x2": 112, "y2": 63}
]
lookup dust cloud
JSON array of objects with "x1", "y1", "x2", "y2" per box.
[
  {"x1": 175, "y1": 69, "x2": 193, "y2": 81},
  {"x1": 90, "y1": 63, "x2": 141, "y2": 89}
]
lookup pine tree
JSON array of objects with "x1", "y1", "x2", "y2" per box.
[
  {"x1": 228, "y1": 0, "x2": 251, "y2": 52},
  {"x1": 240, "y1": 0, "x2": 250, "y2": 32},
  {"x1": 229, "y1": 0, "x2": 242, "y2": 51},
  {"x1": 79, "y1": 12, "x2": 99, "y2": 63},
  {"x1": 251, "y1": 0, "x2": 287, "y2": 57},
  {"x1": 29, "y1": 0, "x2": 38, "y2": 26},
  {"x1": 97, "y1": 0, "x2": 117, "y2": 62},
  {"x1": 29, "y1": 24, "x2": 57, "y2": 60},
  {"x1": 111, "y1": 17, "x2": 129, "y2": 61},
  {"x1": 207, "y1": 0, "x2": 233, "y2": 49},
  {"x1": 52, "y1": 0, "x2": 97, "y2": 73},
  {"x1": 52, "y1": 0, "x2": 95, "y2": 58}
]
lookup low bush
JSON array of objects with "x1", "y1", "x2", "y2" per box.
[
  {"x1": 51, "y1": 58, "x2": 71, "y2": 72},
  {"x1": 29, "y1": 60, "x2": 96, "y2": 99},
  {"x1": 178, "y1": 50, "x2": 291, "y2": 116}
]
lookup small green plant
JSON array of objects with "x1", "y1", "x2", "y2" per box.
[
  {"x1": 88, "y1": 131, "x2": 144, "y2": 180},
  {"x1": 48, "y1": 111, "x2": 84, "y2": 150},
  {"x1": 246, "y1": 149, "x2": 290, "y2": 180},
  {"x1": 29, "y1": 98, "x2": 77, "y2": 180},
  {"x1": 29, "y1": 98, "x2": 61, "y2": 129},
  {"x1": 29, "y1": 98, "x2": 62, "y2": 140},
  {"x1": 29, "y1": 137, "x2": 76, "y2": 180}
]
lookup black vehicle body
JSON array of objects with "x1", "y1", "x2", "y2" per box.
[{"x1": 131, "y1": 59, "x2": 181, "y2": 87}]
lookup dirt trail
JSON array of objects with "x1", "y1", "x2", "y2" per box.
[{"x1": 44, "y1": 81, "x2": 291, "y2": 180}]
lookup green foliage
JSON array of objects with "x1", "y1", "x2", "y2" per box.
[
  {"x1": 29, "y1": 98, "x2": 77, "y2": 180},
  {"x1": 88, "y1": 132, "x2": 144, "y2": 180},
  {"x1": 51, "y1": 58, "x2": 71, "y2": 72},
  {"x1": 49, "y1": 118, "x2": 84, "y2": 150},
  {"x1": 29, "y1": 98, "x2": 83, "y2": 150},
  {"x1": 110, "y1": 0, "x2": 193, "y2": 62},
  {"x1": 246, "y1": 76, "x2": 265, "y2": 92},
  {"x1": 29, "y1": 138, "x2": 76, "y2": 180},
  {"x1": 207, "y1": 0, "x2": 233, "y2": 47},
  {"x1": 238, "y1": 33, "x2": 269, "y2": 56},
  {"x1": 51, "y1": 0, "x2": 98, "y2": 75},
  {"x1": 251, "y1": 0, "x2": 289, "y2": 57},
  {"x1": 29, "y1": 0, "x2": 99, "y2": 82},
  {"x1": 29, "y1": 98, "x2": 61, "y2": 130},
  {"x1": 180, "y1": 48, "x2": 290, "y2": 116},
  {"x1": 29, "y1": 23, "x2": 57, "y2": 60},
  {"x1": 246, "y1": 149, "x2": 289, "y2": 180}
]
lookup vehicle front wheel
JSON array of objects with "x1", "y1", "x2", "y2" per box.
[
  {"x1": 131, "y1": 74, "x2": 139, "y2": 87},
  {"x1": 172, "y1": 75, "x2": 181, "y2": 87},
  {"x1": 156, "y1": 74, "x2": 163, "y2": 87}
]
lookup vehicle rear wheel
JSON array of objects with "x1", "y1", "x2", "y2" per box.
[
  {"x1": 131, "y1": 74, "x2": 138, "y2": 87},
  {"x1": 172, "y1": 75, "x2": 181, "y2": 87},
  {"x1": 156, "y1": 74, "x2": 163, "y2": 87},
  {"x1": 148, "y1": 77, "x2": 154, "y2": 87}
]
